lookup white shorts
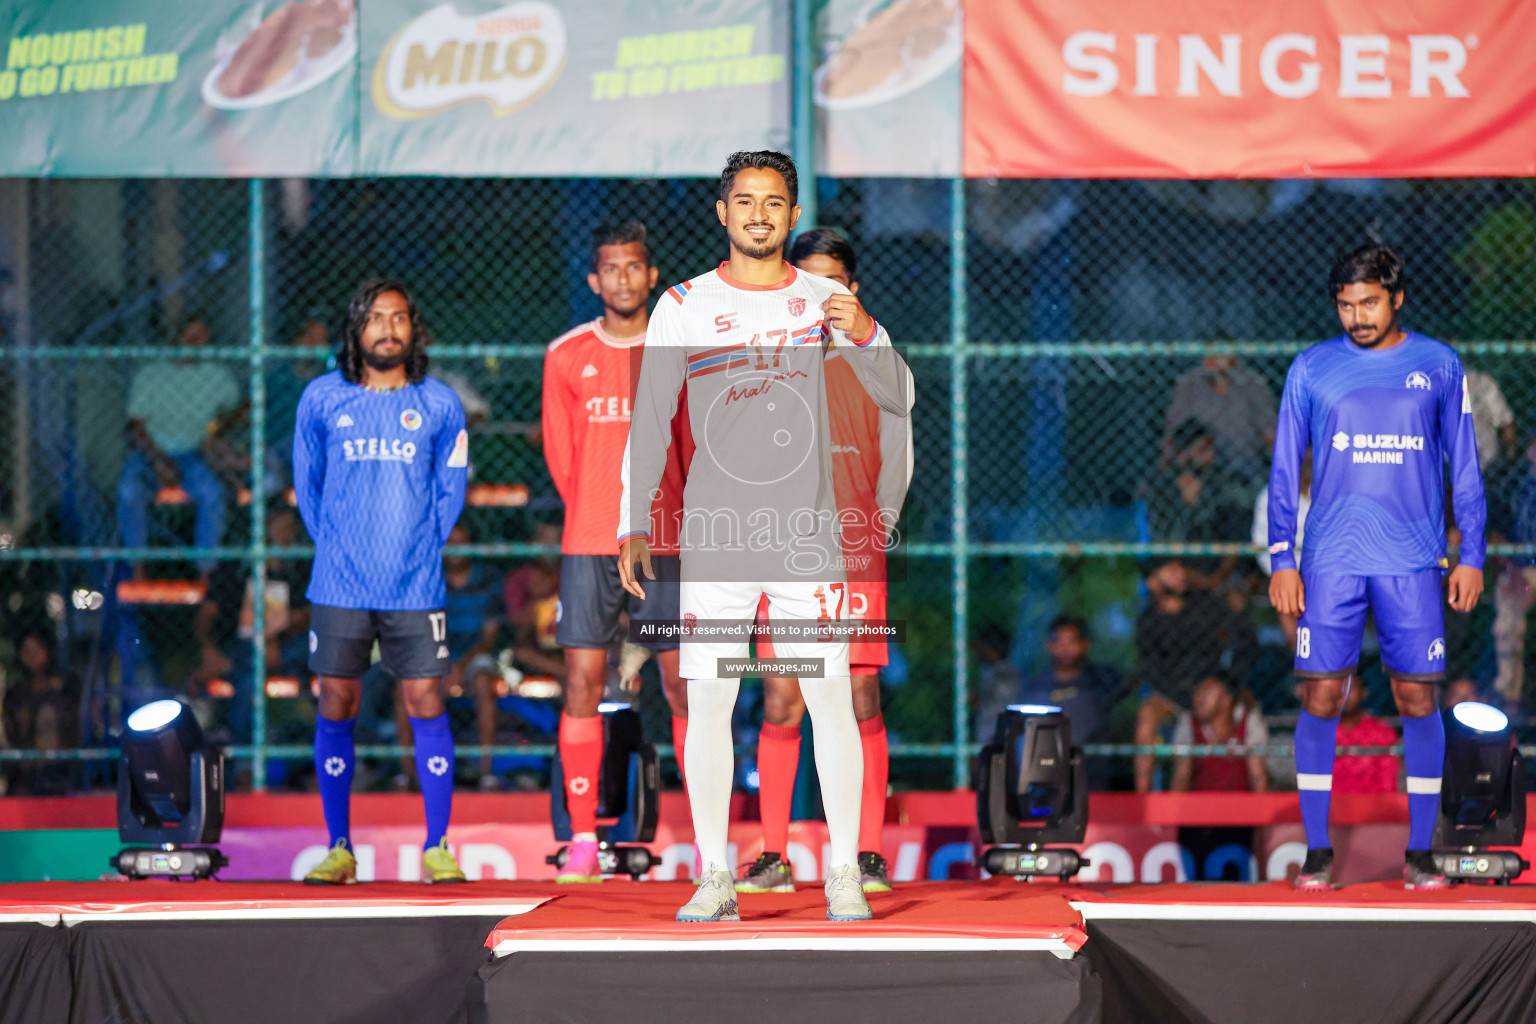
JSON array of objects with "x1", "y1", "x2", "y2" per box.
[{"x1": 679, "y1": 578, "x2": 851, "y2": 681}]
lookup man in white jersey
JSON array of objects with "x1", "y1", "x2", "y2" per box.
[{"x1": 618, "y1": 151, "x2": 913, "y2": 922}]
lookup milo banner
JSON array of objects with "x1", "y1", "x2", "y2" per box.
[
  {"x1": 0, "y1": 0, "x2": 357, "y2": 176},
  {"x1": 360, "y1": 0, "x2": 788, "y2": 176}
]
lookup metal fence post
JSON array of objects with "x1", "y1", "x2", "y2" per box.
[
  {"x1": 950, "y1": 177, "x2": 969, "y2": 787},
  {"x1": 792, "y1": 0, "x2": 817, "y2": 230},
  {"x1": 248, "y1": 179, "x2": 269, "y2": 792}
]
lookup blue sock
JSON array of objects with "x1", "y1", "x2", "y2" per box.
[
  {"x1": 1294, "y1": 709, "x2": 1338, "y2": 850},
  {"x1": 1401, "y1": 710, "x2": 1445, "y2": 851},
  {"x1": 410, "y1": 713, "x2": 454, "y2": 850},
  {"x1": 314, "y1": 716, "x2": 356, "y2": 849}
]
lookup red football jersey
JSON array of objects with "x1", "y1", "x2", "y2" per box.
[
  {"x1": 826, "y1": 348, "x2": 911, "y2": 582},
  {"x1": 541, "y1": 320, "x2": 691, "y2": 555}
]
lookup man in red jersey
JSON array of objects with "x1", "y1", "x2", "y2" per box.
[
  {"x1": 739, "y1": 228, "x2": 912, "y2": 895},
  {"x1": 541, "y1": 222, "x2": 692, "y2": 882}
]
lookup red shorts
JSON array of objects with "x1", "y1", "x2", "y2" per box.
[{"x1": 754, "y1": 582, "x2": 887, "y2": 671}]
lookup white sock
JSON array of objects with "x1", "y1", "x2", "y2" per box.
[
  {"x1": 800, "y1": 675, "x2": 862, "y2": 873},
  {"x1": 684, "y1": 678, "x2": 740, "y2": 874}
]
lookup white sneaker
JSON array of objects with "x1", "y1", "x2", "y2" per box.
[
  {"x1": 677, "y1": 866, "x2": 741, "y2": 922},
  {"x1": 825, "y1": 864, "x2": 873, "y2": 921}
]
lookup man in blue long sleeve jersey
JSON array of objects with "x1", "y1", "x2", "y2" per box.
[
  {"x1": 293, "y1": 279, "x2": 470, "y2": 884},
  {"x1": 1268, "y1": 245, "x2": 1486, "y2": 892}
]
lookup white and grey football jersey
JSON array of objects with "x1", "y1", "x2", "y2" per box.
[{"x1": 619, "y1": 262, "x2": 912, "y2": 581}]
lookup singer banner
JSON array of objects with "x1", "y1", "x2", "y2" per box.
[{"x1": 964, "y1": 0, "x2": 1536, "y2": 178}]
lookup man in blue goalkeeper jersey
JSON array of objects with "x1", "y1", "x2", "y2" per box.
[
  {"x1": 1269, "y1": 245, "x2": 1486, "y2": 892},
  {"x1": 293, "y1": 278, "x2": 470, "y2": 884}
]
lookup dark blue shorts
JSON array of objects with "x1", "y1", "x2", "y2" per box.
[
  {"x1": 1295, "y1": 570, "x2": 1446, "y2": 682},
  {"x1": 555, "y1": 554, "x2": 680, "y2": 651},
  {"x1": 308, "y1": 604, "x2": 450, "y2": 679}
]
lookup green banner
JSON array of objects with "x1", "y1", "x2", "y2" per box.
[
  {"x1": 0, "y1": 0, "x2": 794, "y2": 177},
  {"x1": 359, "y1": 0, "x2": 788, "y2": 176},
  {"x1": 0, "y1": 0, "x2": 356, "y2": 176}
]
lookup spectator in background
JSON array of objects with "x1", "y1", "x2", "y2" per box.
[
  {"x1": 264, "y1": 314, "x2": 334, "y2": 489},
  {"x1": 1163, "y1": 335, "x2": 1277, "y2": 489},
  {"x1": 1170, "y1": 674, "x2": 1269, "y2": 793},
  {"x1": 192, "y1": 504, "x2": 313, "y2": 744},
  {"x1": 1464, "y1": 365, "x2": 1517, "y2": 475},
  {"x1": 1493, "y1": 436, "x2": 1536, "y2": 707},
  {"x1": 205, "y1": 316, "x2": 334, "y2": 500},
  {"x1": 1331, "y1": 680, "x2": 1400, "y2": 795},
  {"x1": 503, "y1": 522, "x2": 567, "y2": 683},
  {"x1": 1170, "y1": 673, "x2": 1268, "y2": 879},
  {"x1": 1146, "y1": 419, "x2": 1250, "y2": 591},
  {"x1": 1, "y1": 633, "x2": 81, "y2": 795},
  {"x1": 972, "y1": 622, "x2": 1023, "y2": 744},
  {"x1": 1020, "y1": 615, "x2": 1120, "y2": 788},
  {"x1": 117, "y1": 316, "x2": 241, "y2": 579},
  {"x1": 1133, "y1": 556, "x2": 1257, "y2": 792},
  {"x1": 1253, "y1": 453, "x2": 1312, "y2": 649},
  {"x1": 1442, "y1": 677, "x2": 1482, "y2": 709}
]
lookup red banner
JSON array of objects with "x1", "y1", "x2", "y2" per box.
[{"x1": 964, "y1": 0, "x2": 1536, "y2": 178}]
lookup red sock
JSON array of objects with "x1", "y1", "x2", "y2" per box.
[
  {"x1": 757, "y1": 721, "x2": 801, "y2": 856},
  {"x1": 858, "y1": 715, "x2": 888, "y2": 856},
  {"x1": 671, "y1": 715, "x2": 689, "y2": 792},
  {"x1": 559, "y1": 714, "x2": 604, "y2": 837}
]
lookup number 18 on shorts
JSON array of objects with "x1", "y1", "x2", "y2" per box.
[{"x1": 1294, "y1": 571, "x2": 1447, "y2": 682}]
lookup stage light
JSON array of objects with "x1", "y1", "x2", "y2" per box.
[
  {"x1": 547, "y1": 702, "x2": 660, "y2": 879},
  {"x1": 1433, "y1": 701, "x2": 1528, "y2": 883},
  {"x1": 115, "y1": 698, "x2": 227, "y2": 880},
  {"x1": 976, "y1": 705, "x2": 1090, "y2": 881}
]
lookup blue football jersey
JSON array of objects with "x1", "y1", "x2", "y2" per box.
[
  {"x1": 1268, "y1": 331, "x2": 1486, "y2": 577},
  {"x1": 293, "y1": 372, "x2": 468, "y2": 610}
]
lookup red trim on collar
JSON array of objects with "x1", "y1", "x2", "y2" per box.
[{"x1": 716, "y1": 261, "x2": 797, "y2": 291}]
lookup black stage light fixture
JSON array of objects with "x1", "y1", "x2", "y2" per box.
[
  {"x1": 977, "y1": 705, "x2": 1091, "y2": 882},
  {"x1": 1433, "y1": 702, "x2": 1529, "y2": 884},
  {"x1": 114, "y1": 699, "x2": 227, "y2": 880},
  {"x1": 548, "y1": 702, "x2": 660, "y2": 879}
]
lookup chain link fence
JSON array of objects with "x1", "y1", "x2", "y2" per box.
[{"x1": 2, "y1": 175, "x2": 1534, "y2": 794}]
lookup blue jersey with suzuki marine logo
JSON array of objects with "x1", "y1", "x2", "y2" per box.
[
  {"x1": 1268, "y1": 331, "x2": 1486, "y2": 578},
  {"x1": 293, "y1": 371, "x2": 468, "y2": 610}
]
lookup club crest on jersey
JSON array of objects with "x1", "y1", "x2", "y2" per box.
[
  {"x1": 1406, "y1": 371, "x2": 1431, "y2": 390},
  {"x1": 400, "y1": 409, "x2": 423, "y2": 430},
  {"x1": 683, "y1": 612, "x2": 696, "y2": 636},
  {"x1": 787, "y1": 297, "x2": 806, "y2": 317}
]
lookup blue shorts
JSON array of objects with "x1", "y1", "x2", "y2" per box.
[{"x1": 1295, "y1": 571, "x2": 1446, "y2": 682}]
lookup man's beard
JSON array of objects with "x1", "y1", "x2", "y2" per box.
[
  {"x1": 731, "y1": 226, "x2": 782, "y2": 260},
  {"x1": 362, "y1": 341, "x2": 408, "y2": 371}
]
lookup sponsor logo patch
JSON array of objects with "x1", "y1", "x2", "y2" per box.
[
  {"x1": 446, "y1": 428, "x2": 469, "y2": 468},
  {"x1": 373, "y1": 2, "x2": 568, "y2": 120}
]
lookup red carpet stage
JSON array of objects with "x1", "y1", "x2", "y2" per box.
[{"x1": 6, "y1": 877, "x2": 1536, "y2": 1023}]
